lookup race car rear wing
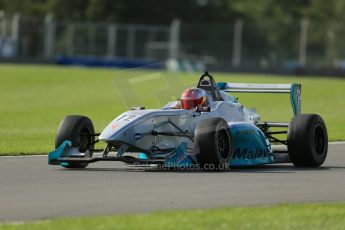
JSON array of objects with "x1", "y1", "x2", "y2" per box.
[{"x1": 217, "y1": 82, "x2": 301, "y2": 115}]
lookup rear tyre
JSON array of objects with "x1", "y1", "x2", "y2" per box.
[
  {"x1": 195, "y1": 117, "x2": 232, "y2": 170},
  {"x1": 288, "y1": 114, "x2": 328, "y2": 167},
  {"x1": 55, "y1": 115, "x2": 95, "y2": 168}
]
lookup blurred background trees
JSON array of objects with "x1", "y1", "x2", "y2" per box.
[
  {"x1": 2, "y1": 0, "x2": 344, "y2": 24},
  {"x1": 1, "y1": 0, "x2": 345, "y2": 73}
]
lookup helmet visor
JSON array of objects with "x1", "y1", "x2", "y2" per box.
[{"x1": 181, "y1": 97, "x2": 205, "y2": 110}]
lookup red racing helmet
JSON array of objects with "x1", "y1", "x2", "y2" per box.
[{"x1": 180, "y1": 87, "x2": 206, "y2": 110}]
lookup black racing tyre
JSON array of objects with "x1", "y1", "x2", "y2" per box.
[
  {"x1": 195, "y1": 117, "x2": 232, "y2": 170},
  {"x1": 288, "y1": 114, "x2": 328, "y2": 167},
  {"x1": 55, "y1": 115, "x2": 95, "y2": 168}
]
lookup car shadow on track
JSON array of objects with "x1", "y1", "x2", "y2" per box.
[
  {"x1": 227, "y1": 164, "x2": 333, "y2": 174},
  {"x1": 146, "y1": 164, "x2": 333, "y2": 174},
  {"x1": 60, "y1": 164, "x2": 341, "y2": 174}
]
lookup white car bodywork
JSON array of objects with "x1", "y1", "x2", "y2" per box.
[{"x1": 99, "y1": 90, "x2": 260, "y2": 156}]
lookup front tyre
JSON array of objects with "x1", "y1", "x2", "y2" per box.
[
  {"x1": 288, "y1": 114, "x2": 328, "y2": 167},
  {"x1": 195, "y1": 117, "x2": 232, "y2": 170},
  {"x1": 55, "y1": 115, "x2": 95, "y2": 168}
]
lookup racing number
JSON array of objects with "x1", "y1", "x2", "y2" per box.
[{"x1": 115, "y1": 114, "x2": 137, "y2": 122}]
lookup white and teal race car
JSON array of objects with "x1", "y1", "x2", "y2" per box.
[{"x1": 49, "y1": 72, "x2": 328, "y2": 170}]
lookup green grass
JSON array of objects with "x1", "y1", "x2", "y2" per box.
[
  {"x1": 0, "y1": 64, "x2": 344, "y2": 155},
  {"x1": 1, "y1": 203, "x2": 345, "y2": 229}
]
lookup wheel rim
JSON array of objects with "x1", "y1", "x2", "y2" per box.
[
  {"x1": 216, "y1": 129, "x2": 230, "y2": 160},
  {"x1": 78, "y1": 127, "x2": 91, "y2": 153},
  {"x1": 313, "y1": 125, "x2": 326, "y2": 155}
]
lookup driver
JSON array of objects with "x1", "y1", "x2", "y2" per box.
[{"x1": 180, "y1": 87, "x2": 207, "y2": 110}]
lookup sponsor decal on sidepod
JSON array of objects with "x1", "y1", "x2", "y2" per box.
[{"x1": 233, "y1": 148, "x2": 272, "y2": 159}]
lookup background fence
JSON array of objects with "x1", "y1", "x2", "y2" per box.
[{"x1": 1, "y1": 12, "x2": 345, "y2": 74}]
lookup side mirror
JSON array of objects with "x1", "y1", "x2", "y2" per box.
[{"x1": 131, "y1": 106, "x2": 145, "y2": 110}]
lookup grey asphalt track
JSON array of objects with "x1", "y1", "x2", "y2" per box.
[{"x1": 0, "y1": 143, "x2": 344, "y2": 222}]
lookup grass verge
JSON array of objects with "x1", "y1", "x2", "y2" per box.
[
  {"x1": 1, "y1": 203, "x2": 345, "y2": 230},
  {"x1": 1, "y1": 64, "x2": 344, "y2": 155}
]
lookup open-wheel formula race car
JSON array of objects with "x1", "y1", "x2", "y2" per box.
[{"x1": 48, "y1": 72, "x2": 328, "y2": 170}]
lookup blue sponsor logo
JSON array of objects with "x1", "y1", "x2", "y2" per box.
[
  {"x1": 233, "y1": 148, "x2": 272, "y2": 159},
  {"x1": 235, "y1": 129, "x2": 256, "y2": 135}
]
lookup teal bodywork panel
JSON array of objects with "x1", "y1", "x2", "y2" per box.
[{"x1": 229, "y1": 123, "x2": 273, "y2": 166}]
